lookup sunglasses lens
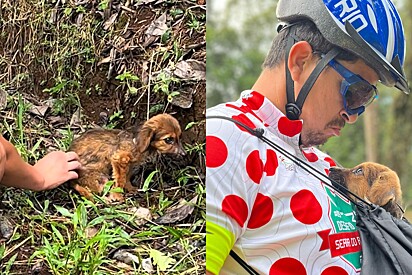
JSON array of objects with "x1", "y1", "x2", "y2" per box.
[{"x1": 345, "y1": 81, "x2": 376, "y2": 110}]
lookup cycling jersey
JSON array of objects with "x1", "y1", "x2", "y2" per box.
[{"x1": 206, "y1": 90, "x2": 361, "y2": 275}]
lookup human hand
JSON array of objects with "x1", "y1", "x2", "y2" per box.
[{"x1": 33, "y1": 151, "x2": 81, "y2": 190}]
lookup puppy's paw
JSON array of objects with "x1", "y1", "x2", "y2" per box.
[
  {"x1": 105, "y1": 192, "x2": 125, "y2": 203},
  {"x1": 112, "y1": 152, "x2": 132, "y2": 167}
]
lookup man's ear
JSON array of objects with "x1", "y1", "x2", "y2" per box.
[{"x1": 287, "y1": 41, "x2": 314, "y2": 83}]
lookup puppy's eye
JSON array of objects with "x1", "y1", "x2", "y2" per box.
[
  {"x1": 353, "y1": 168, "x2": 363, "y2": 176},
  {"x1": 164, "y1": 137, "x2": 175, "y2": 145}
]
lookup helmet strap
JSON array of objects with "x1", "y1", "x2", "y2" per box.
[{"x1": 284, "y1": 28, "x2": 340, "y2": 120}]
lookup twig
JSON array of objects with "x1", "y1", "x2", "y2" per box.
[
  {"x1": 2, "y1": 236, "x2": 31, "y2": 260},
  {"x1": 120, "y1": 5, "x2": 135, "y2": 13},
  {"x1": 147, "y1": 51, "x2": 156, "y2": 120}
]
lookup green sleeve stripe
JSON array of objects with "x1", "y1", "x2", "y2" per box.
[{"x1": 206, "y1": 221, "x2": 236, "y2": 274}]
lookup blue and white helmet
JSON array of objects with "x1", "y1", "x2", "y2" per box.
[{"x1": 277, "y1": 0, "x2": 409, "y2": 94}]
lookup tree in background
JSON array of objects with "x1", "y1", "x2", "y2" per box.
[
  {"x1": 387, "y1": 0, "x2": 412, "y2": 200},
  {"x1": 207, "y1": 0, "x2": 277, "y2": 107}
]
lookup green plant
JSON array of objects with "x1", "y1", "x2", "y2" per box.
[
  {"x1": 30, "y1": 202, "x2": 133, "y2": 274},
  {"x1": 105, "y1": 110, "x2": 124, "y2": 129},
  {"x1": 2, "y1": 94, "x2": 38, "y2": 161},
  {"x1": 153, "y1": 71, "x2": 180, "y2": 102},
  {"x1": 186, "y1": 10, "x2": 205, "y2": 33},
  {"x1": 115, "y1": 71, "x2": 140, "y2": 97}
]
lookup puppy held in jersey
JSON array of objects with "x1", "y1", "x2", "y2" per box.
[
  {"x1": 69, "y1": 113, "x2": 185, "y2": 202},
  {"x1": 329, "y1": 162, "x2": 403, "y2": 219}
]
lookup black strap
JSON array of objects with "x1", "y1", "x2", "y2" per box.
[
  {"x1": 284, "y1": 25, "x2": 340, "y2": 120},
  {"x1": 207, "y1": 115, "x2": 374, "y2": 275},
  {"x1": 206, "y1": 115, "x2": 369, "y2": 206},
  {"x1": 285, "y1": 26, "x2": 300, "y2": 120},
  {"x1": 295, "y1": 48, "x2": 340, "y2": 108},
  {"x1": 229, "y1": 250, "x2": 260, "y2": 275}
]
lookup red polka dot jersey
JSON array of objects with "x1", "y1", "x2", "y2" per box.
[{"x1": 206, "y1": 90, "x2": 361, "y2": 274}]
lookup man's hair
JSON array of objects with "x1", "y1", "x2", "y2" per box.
[{"x1": 263, "y1": 20, "x2": 358, "y2": 68}]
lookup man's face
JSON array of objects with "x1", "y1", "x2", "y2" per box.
[{"x1": 298, "y1": 57, "x2": 379, "y2": 147}]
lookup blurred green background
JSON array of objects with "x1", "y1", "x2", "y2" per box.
[{"x1": 207, "y1": 0, "x2": 412, "y2": 215}]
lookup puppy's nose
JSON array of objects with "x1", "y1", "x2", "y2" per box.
[{"x1": 177, "y1": 146, "x2": 186, "y2": 156}]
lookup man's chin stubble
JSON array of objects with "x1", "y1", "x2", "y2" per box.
[{"x1": 300, "y1": 131, "x2": 330, "y2": 148}]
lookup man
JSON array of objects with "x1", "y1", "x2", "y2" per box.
[
  {"x1": 0, "y1": 135, "x2": 81, "y2": 191},
  {"x1": 206, "y1": 0, "x2": 408, "y2": 274}
]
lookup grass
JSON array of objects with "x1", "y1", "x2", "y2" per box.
[
  {"x1": 0, "y1": 90, "x2": 205, "y2": 274},
  {"x1": 0, "y1": 190, "x2": 205, "y2": 274}
]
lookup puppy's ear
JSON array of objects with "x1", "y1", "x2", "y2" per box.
[
  {"x1": 369, "y1": 171, "x2": 400, "y2": 206},
  {"x1": 136, "y1": 124, "x2": 154, "y2": 153}
]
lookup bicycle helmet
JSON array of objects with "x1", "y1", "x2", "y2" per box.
[{"x1": 277, "y1": 0, "x2": 409, "y2": 94}]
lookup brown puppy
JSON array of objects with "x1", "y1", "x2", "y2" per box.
[
  {"x1": 69, "y1": 113, "x2": 185, "y2": 202},
  {"x1": 329, "y1": 162, "x2": 403, "y2": 219}
]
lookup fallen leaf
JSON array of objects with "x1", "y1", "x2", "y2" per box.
[
  {"x1": 0, "y1": 88, "x2": 7, "y2": 110},
  {"x1": 98, "y1": 56, "x2": 113, "y2": 66},
  {"x1": 144, "y1": 12, "x2": 168, "y2": 46},
  {"x1": 113, "y1": 249, "x2": 141, "y2": 265},
  {"x1": 170, "y1": 88, "x2": 193, "y2": 109},
  {"x1": 142, "y1": 258, "x2": 154, "y2": 273},
  {"x1": 155, "y1": 196, "x2": 197, "y2": 224},
  {"x1": 0, "y1": 214, "x2": 14, "y2": 239},
  {"x1": 174, "y1": 59, "x2": 205, "y2": 80},
  {"x1": 103, "y1": 13, "x2": 118, "y2": 30},
  {"x1": 85, "y1": 227, "x2": 99, "y2": 238},
  {"x1": 127, "y1": 206, "x2": 152, "y2": 225},
  {"x1": 149, "y1": 249, "x2": 176, "y2": 271},
  {"x1": 29, "y1": 104, "x2": 49, "y2": 117},
  {"x1": 136, "y1": 0, "x2": 165, "y2": 5},
  {"x1": 70, "y1": 107, "x2": 82, "y2": 127}
]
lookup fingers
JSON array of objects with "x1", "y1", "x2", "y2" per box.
[
  {"x1": 65, "y1": 151, "x2": 80, "y2": 161},
  {"x1": 67, "y1": 171, "x2": 79, "y2": 180},
  {"x1": 66, "y1": 151, "x2": 81, "y2": 181},
  {"x1": 67, "y1": 159, "x2": 82, "y2": 171}
]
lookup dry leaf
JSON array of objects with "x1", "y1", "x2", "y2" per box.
[
  {"x1": 113, "y1": 249, "x2": 141, "y2": 265},
  {"x1": 0, "y1": 214, "x2": 13, "y2": 239},
  {"x1": 174, "y1": 60, "x2": 206, "y2": 80},
  {"x1": 98, "y1": 56, "x2": 112, "y2": 66},
  {"x1": 155, "y1": 196, "x2": 197, "y2": 224},
  {"x1": 103, "y1": 13, "x2": 118, "y2": 30},
  {"x1": 127, "y1": 206, "x2": 152, "y2": 225},
  {"x1": 0, "y1": 88, "x2": 6, "y2": 110},
  {"x1": 137, "y1": 0, "x2": 165, "y2": 5},
  {"x1": 85, "y1": 227, "x2": 99, "y2": 238},
  {"x1": 70, "y1": 107, "x2": 82, "y2": 127},
  {"x1": 170, "y1": 89, "x2": 193, "y2": 109},
  {"x1": 145, "y1": 12, "x2": 168, "y2": 38}
]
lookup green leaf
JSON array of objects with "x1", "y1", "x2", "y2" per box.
[
  {"x1": 64, "y1": 7, "x2": 72, "y2": 16},
  {"x1": 76, "y1": 203, "x2": 88, "y2": 229},
  {"x1": 102, "y1": 180, "x2": 115, "y2": 196},
  {"x1": 150, "y1": 249, "x2": 176, "y2": 271},
  {"x1": 51, "y1": 224, "x2": 65, "y2": 245},
  {"x1": 129, "y1": 86, "x2": 138, "y2": 95},
  {"x1": 142, "y1": 170, "x2": 158, "y2": 192},
  {"x1": 185, "y1": 121, "x2": 196, "y2": 130},
  {"x1": 5, "y1": 253, "x2": 18, "y2": 273},
  {"x1": 110, "y1": 187, "x2": 124, "y2": 193},
  {"x1": 0, "y1": 243, "x2": 5, "y2": 260},
  {"x1": 55, "y1": 205, "x2": 73, "y2": 218},
  {"x1": 89, "y1": 216, "x2": 106, "y2": 227}
]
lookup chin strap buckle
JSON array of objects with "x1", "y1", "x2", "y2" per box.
[{"x1": 285, "y1": 103, "x2": 301, "y2": 120}]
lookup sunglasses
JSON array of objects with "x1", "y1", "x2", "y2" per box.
[{"x1": 328, "y1": 59, "x2": 378, "y2": 116}]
